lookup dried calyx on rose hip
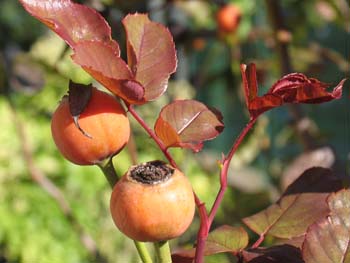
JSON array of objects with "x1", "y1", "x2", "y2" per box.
[
  {"x1": 110, "y1": 160, "x2": 195, "y2": 242},
  {"x1": 51, "y1": 81, "x2": 130, "y2": 165}
]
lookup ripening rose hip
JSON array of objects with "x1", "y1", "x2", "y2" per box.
[
  {"x1": 216, "y1": 4, "x2": 242, "y2": 33},
  {"x1": 110, "y1": 160, "x2": 195, "y2": 242},
  {"x1": 51, "y1": 88, "x2": 130, "y2": 165}
]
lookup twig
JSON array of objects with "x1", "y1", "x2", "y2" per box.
[{"x1": 194, "y1": 118, "x2": 258, "y2": 263}]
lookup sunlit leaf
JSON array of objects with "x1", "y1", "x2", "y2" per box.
[
  {"x1": 19, "y1": 0, "x2": 117, "y2": 49},
  {"x1": 154, "y1": 100, "x2": 224, "y2": 152},
  {"x1": 240, "y1": 63, "x2": 346, "y2": 118},
  {"x1": 269, "y1": 73, "x2": 345, "y2": 103},
  {"x1": 243, "y1": 167, "x2": 342, "y2": 239},
  {"x1": 302, "y1": 189, "x2": 350, "y2": 263},
  {"x1": 171, "y1": 225, "x2": 248, "y2": 262},
  {"x1": 242, "y1": 245, "x2": 304, "y2": 263},
  {"x1": 123, "y1": 14, "x2": 177, "y2": 101},
  {"x1": 205, "y1": 225, "x2": 249, "y2": 255},
  {"x1": 72, "y1": 41, "x2": 145, "y2": 103}
]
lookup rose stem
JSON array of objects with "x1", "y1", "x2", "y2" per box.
[{"x1": 194, "y1": 117, "x2": 258, "y2": 263}]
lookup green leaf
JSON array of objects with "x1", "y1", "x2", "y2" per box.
[{"x1": 205, "y1": 225, "x2": 249, "y2": 255}]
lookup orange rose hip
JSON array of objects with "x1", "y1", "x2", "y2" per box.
[
  {"x1": 110, "y1": 160, "x2": 195, "y2": 242},
  {"x1": 216, "y1": 4, "x2": 242, "y2": 33},
  {"x1": 51, "y1": 88, "x2": 130, "y2": 165}
]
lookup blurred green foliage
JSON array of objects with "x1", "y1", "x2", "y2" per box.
[{"x1": 0, "y1": 0, "x2": 349, "y2": 262}]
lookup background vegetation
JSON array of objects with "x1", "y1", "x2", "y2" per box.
[{"x1": 0, "y1": 0, "x2": 349, "y2": 262}]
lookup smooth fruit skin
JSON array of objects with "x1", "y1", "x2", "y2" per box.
[
  {"x1": 110, "y1": 164, "x2": 195, "y2": 242},
  {"x1": 216, "y1": 4, "x2": 241, "y2": 33},
  {"x1": 51, "y1": 88, "x2": 130, "y2": 165}
]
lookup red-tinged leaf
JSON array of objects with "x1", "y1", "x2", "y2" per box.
[
  {"x1": 19, "y1": 0, "x2": 117, "y2": 49},
  {"x1": 242, "y1": 245, "x2": 304, "y2": 263},
  {"x1": 240, "y1": 63, "x2": 258, "y2": 109},
  {"x1": 302, "y1": 189, "x2": 350, "y2": 263},
  {"x1": 243, "y1": 167, "x2": 342, "y2": 239},
  {"x1": 269, "y1": 74, "x2": 346, "y2": 104},
  {"x1": 123, "y1": 14, "x2": 177, "y2": 101},
  {"x1": 72, "y1": 41, "x2": 145, "y2": 104},
  {"x1": 248, "y1": 95, "x2": 283, "y2": 118},
  {"x1": 240, "y1": 63, "x2": 346, "y2": 118},
  {"x1": 154, "y1": 100, "x2": 224, "y2": 152}
]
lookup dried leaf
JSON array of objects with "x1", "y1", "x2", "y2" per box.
[
  {"x1": 123, "y1": 14, "x2": 177, "y2": 101},
  {"x1": 72, "y1": 41, "x2": 145, "y2": 104},
  {"x1": 154, "y1": 100, "x2": 224, "y2": 152},
  {"x1": 243, "y1": 167, "x2": 342, "y2": 239},
  {"x1": 68, "y1": 80, "x2": 93, "y2": 138},
  {"x1": 302, "y1": 189, "x2": 350, "y2": 263},
  {"x1": 242, "y1": 245, "x2": 304, "y2": 263},
  {"x1": 19, "y1": 0, "x2": 117, "y2": 49},
  {"x1": 240, "y1": 63, "x2": 346, "y2": 118}
]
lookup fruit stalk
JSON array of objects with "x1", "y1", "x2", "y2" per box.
[
  {"x1": 154, "y1": 241, "x2": 172, "y2": 263},
  {"x1": 98, "y1": 159, "x2": 153, "y2": 263}
]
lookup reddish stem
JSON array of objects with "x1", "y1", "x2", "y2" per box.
[
  {"x1": 209, "y1": 117, "x2": 257, "y2": 223},
  {"x1": 194, "y1": 117, "x2": 258, "y2": 263},
  {"x1": 252, "y1": 234, "x2": 265, "y2": 249},
  {"x1": 194, "y1": 201, "x2": 209, "y2": 262},
  {"x1": 127, "y1": 104, "x2": 178, "y2": 168}
]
